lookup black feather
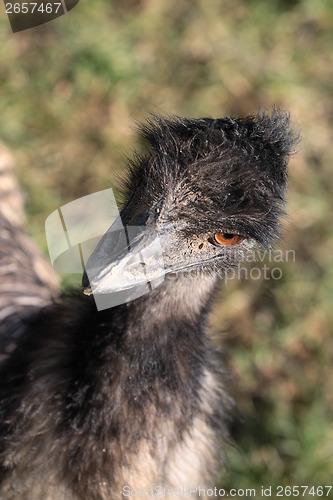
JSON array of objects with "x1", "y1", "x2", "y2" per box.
[{"x1": 0, "y1": 110, "x2": 298, "y2": 499}]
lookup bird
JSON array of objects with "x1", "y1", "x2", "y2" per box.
[
  {"x1": 0, "y1": 144, "x2": 59, "y2": 364},
  {"x1": 0, "y1": 110, "x2": 298, "y2": 499}
]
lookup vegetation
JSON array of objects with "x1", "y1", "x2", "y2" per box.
[{"x1": 0, "y1": 0, "x2": 332, "y2": 494}]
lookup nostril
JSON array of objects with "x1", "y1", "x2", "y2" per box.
[{"x1": 198, "y1": 243, "x2": 204, "y2": 250}]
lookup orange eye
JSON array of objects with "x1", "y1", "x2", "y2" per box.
[{"x1": 214, "y1": 233, "x2": 244, "y2": 246}]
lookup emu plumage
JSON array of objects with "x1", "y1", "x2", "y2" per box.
[{"x1": 0, "y1": 111, "x2": 297, "y2": 499}]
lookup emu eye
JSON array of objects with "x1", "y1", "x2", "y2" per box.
[{"x1": 214, "y1": 232, "x2": 244, "y2": 246}]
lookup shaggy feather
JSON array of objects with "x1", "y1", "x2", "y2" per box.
[{"x1": 0, "y1": 110, "x2": 298, "y2": 499}]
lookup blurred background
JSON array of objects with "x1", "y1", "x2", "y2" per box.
[{"x1": 0, "y1": 0, "x2": 332, "y2": 493}]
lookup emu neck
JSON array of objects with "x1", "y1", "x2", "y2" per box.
[
  {"x1": 63, "y1": 273, "x2": 223, "y2": 496},
  {"x1": 124, "y1": 274, "x2": 219, "y2": 338}
]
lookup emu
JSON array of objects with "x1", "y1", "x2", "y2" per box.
[{"x1": 0, "y1": 111, "x2": 297, "y2": 499}]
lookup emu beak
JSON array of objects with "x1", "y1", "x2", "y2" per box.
[{"x1": 82, "y1": 224, "x2": 165, "y2": 297}]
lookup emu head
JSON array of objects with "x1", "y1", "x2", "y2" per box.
[{"x1": 83, "y1": 110, "x2": 298, "y2": 295}]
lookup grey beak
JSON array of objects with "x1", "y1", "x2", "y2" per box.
[{"x1": 82, "y1": 224, "x2": 165, "y2": 297}]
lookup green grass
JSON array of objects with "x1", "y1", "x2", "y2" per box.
[{"x1": 1, "y1": 0, "x2": 332, "y2": 493}]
